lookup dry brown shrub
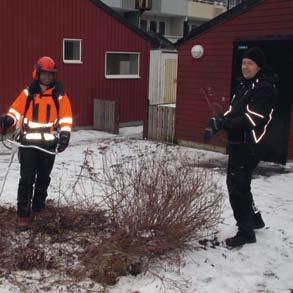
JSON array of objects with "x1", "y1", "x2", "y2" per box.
[
  {"x1": 0, "y1": 143, "x2": 224, "y2": 289},
  {"x1": 31, "y1": 201, "x2": 107, "y2": 237},
  {"x1": 0, "y1": 205, "x2": 16, "y2": 231},
  {"x1": 99, "y1": 145, "x2": 224, "y2": 251},
  {"x1": 15, "y1": 247, "x2": 49, "y2": 270},
  {"x1": 0, "y1": 202, "x2": 109, "y2": 280},
  {"x1": 74, "y1": 144, "x2": 224, "y2": 285}
]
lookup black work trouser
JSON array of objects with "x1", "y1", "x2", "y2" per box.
[
  {"x1": 226, "y1": 143, "x2": 260, "y2": 233},
  {"x1": 17, "y1": 148, "x2": 55, "y2": 217}
]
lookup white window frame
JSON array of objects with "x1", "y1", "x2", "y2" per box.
[
  {"x1": 105, "y1": 51, "x2": 141, "y2": 79},
  {"x1": 63, "y1": 39, "x2": 82, "y2": 64}
]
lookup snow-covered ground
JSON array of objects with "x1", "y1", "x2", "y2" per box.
[{"x1": 0, "y1": 126, "x2": 293, "y2": 293}]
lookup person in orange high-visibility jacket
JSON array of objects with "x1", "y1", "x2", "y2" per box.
[{"x1": 0, "y1": 56, "x2": 73, "y2": 231}]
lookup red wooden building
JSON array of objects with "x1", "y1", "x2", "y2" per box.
[
  {"x1": 0, "y1": 0, "x2": 159, "y2": 126},
  {"x1": 175, "y1": 0, "x2": 293, "y2": 162}
]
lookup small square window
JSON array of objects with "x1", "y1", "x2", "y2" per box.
[
  {"x1": 105, "y1": 52, "x2": 140, "y2": 79},
  {"x1": 63, "y1": 39, "x2": 82, "y2": 64}
]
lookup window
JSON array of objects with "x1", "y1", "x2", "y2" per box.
[
  {"x1": 159, "y1": 22, "x2": 165, "y2": 35},
  {"x1": 140, "y1": 19, "x2": 148, "y2": 31},
  {"x1": 150, "y1": 21, "x2": 157, "y2": 32},
  {"x1": 105, "y1": 52, "x2": 140, "y2": 79},
  {"x1": 63, "y1": 39, "x2": 82, "y2": 63}
]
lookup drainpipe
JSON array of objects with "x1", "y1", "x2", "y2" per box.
[
  {"x1": 183, "y1": 16, "x2": 189, "y2": 39},
  {"x1": 183, "y1": 0, "x2": 189, "y2": 38}
]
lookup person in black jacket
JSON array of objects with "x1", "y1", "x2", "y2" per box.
[{"x1": 205, "y1": 47, "x2": 277, "y2": 248}]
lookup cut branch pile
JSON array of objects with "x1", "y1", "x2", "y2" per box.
[{"x1": 0, "y1": 144, "x2": 224, "y2": 289}]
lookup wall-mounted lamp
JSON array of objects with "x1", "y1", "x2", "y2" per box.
[{"x1": 191, "y1": 45, "x2": 204, "y2": 59}]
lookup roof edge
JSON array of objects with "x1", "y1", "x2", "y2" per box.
[
  {"x1": 89, "y1": 0, "x2": 160, "y2": 47},
  {"x1": 175, "y1": 0, "x2": 264, "y2": 47},
  {"x1": 146, "y1": 31, "x2": 177, "y2": 49}
]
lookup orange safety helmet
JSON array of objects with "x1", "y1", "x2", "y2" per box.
[
  {"x1": 33, "y1": 56, "x2": 57, "y2": 80},
  {"x1": 35, "y1": 56, "x2": 57, "y2": 73}
]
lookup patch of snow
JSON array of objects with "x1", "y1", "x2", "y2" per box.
[{"x1": 1, "y1": 126, "x2": 293, "y2": 292}]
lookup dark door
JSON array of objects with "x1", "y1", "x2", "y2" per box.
[{"x1": 232, "y1": 39, "x2": 293, "y2": 164}]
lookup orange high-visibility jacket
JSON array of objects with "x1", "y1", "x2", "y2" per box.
[{"x1": 7, "y1": 87, "x2": 72, "y2": 144}]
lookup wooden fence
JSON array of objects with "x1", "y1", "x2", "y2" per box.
[
  {"x1": 93, "y1": 98, "x2": 120, "y2": 134},
  {"x1": 147, "y1": 104, "x2": 175, "y2": 143}
]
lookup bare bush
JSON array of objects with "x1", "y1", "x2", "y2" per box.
[
  {"x1": 0, "y1": 142, "x2": 224, "y2": 289},
  {"x1": 100, "y1": 145, "x2": 223, "y2": 250},
  {"x1": 74, "y1": 144, "x2": 224, "y2": 284}
]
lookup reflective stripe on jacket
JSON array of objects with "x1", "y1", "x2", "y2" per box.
[
  {"x1": 223, "y1": 77, "x2": 276, "y2": 144},
  {"x1": 7, "y1": 86, "x2": 72, "y2": 145}
]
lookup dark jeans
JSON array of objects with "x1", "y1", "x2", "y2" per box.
[
  {"x1": 226, "y1": 143, "x2": 260, "y2": 233},
  {"x1": 17, "y1": 148, "x2": 55, "y2": 217}
]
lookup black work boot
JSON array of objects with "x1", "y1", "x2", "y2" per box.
[
  {"x1": 254, "y1": 212, "x2": 265, "y2": 229},
  {"x1": 16, "y1": 216, "x2": 31, "y2": 232},
  {"x1": 225, "y1": 231, "x2": 256, "y2": 248},
  {"x1": 32, "y1": 208, "x2": 50, "y2": 219}
]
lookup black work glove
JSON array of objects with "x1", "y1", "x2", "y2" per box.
[
  {"x1": 0, "y1": 115, "x2": 14, "y2": 135},
  {"x1": 208, "y1": 117, "x2": 226, "y2": 135},
  {"x1": 203, "y1": 117, "x2": 226, "y2": 143},
  {"x1": 57, "y1": 131, "x2": 71, "y2": 153}
]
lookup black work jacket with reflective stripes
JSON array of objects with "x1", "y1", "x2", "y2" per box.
[{"x1": 223, "y1": 73, "x2": 277, "y2": 145}]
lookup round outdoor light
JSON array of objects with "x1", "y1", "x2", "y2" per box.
[{"x1": 191, "y1": 45, "x2": 204, "y2": 59}]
